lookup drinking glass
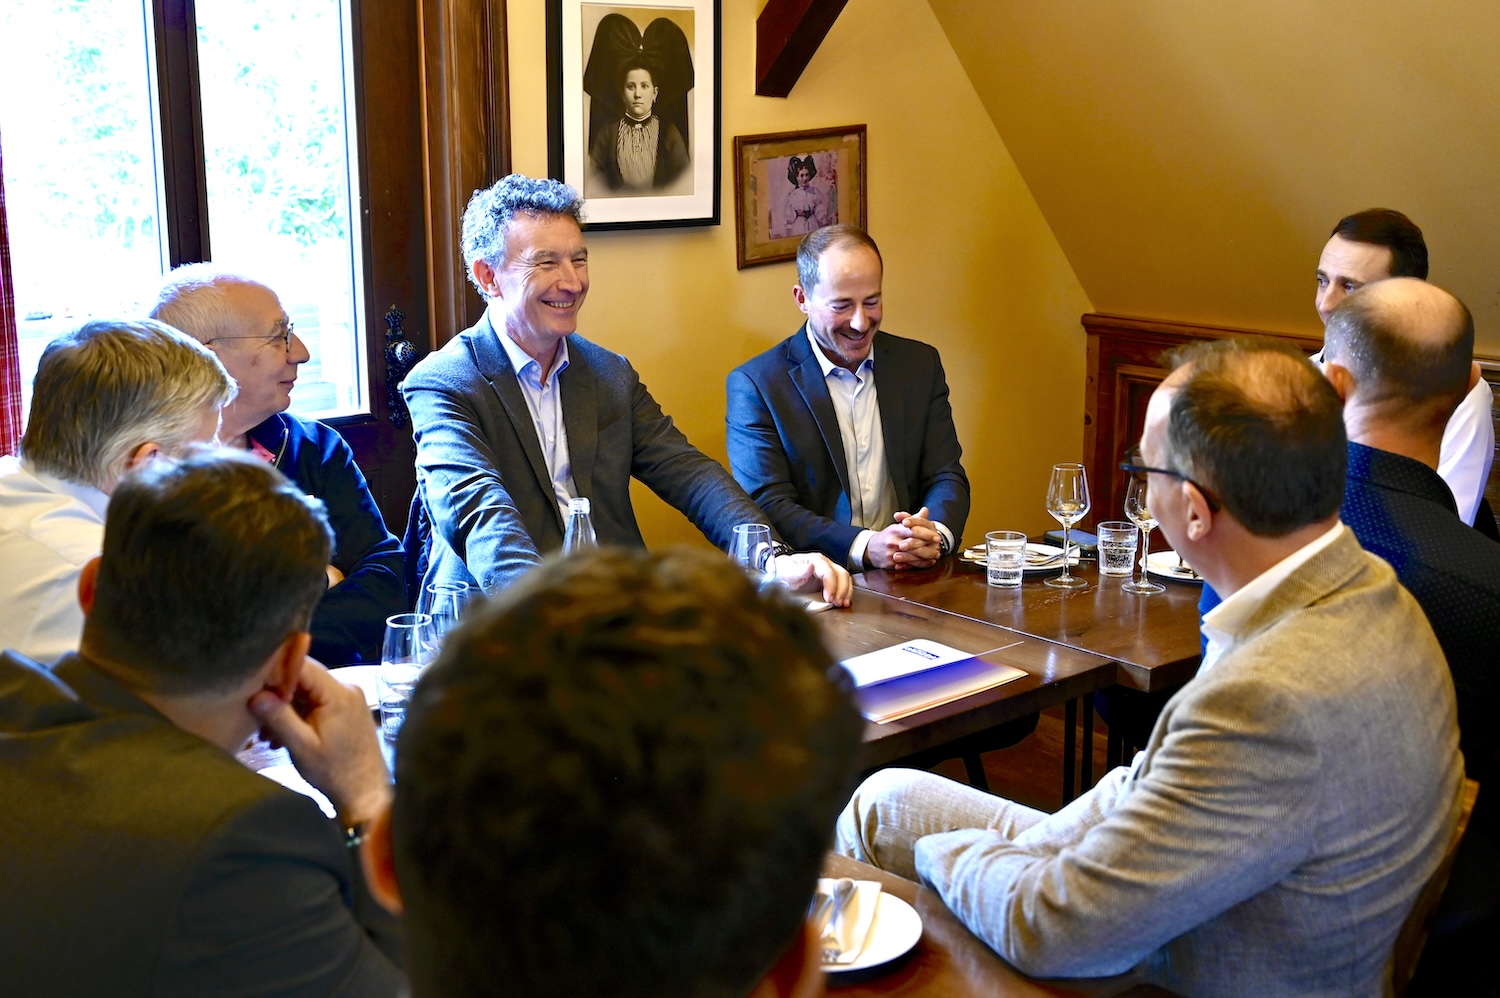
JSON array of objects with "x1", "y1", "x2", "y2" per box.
[
  {"x1": 985, "y1": 530, "x2": 1027, "y2": 588},
  {"x1": 1044, "y1": 464, "x2": 1090, "y2": 589},
  {"x1": 1122, "y1": 472, "x2": 1165, "y2": 594},
  {"x1": 378, "y1": 612, "x2": 435, "y2": 742},
  {"x1": 418, "y1": 581, "x2": 476, "y2": 651},
  {"x1": 1097, "y1": 521, "x2": 1139, "y2": 577},
  {"x1": 731, "y1": 523, "x2": 777, "y2": 589}
]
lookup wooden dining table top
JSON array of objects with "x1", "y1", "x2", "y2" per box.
[
  {"x1": 816, "y1": 588, "x2": 1118, "y2": 769},
  {"x1": 853, "y1": 557, "x2": 1204, "y2": 693},
  {"x1": 822, "y1": 853, "x2": 1179, "y2": 998}
]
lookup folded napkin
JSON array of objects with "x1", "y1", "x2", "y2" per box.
[{"x1": 815, "y1": 877, "x2": 881, "y2": 966}]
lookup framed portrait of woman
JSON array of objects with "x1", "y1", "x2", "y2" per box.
[
  {"x1": 547, "y1": 0, "x2": 721, "y2": 230},
  {"x1": 732, "y1": 124, "x2": 867, "y2": 268}
]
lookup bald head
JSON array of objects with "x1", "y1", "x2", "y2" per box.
[{"x1": 1323, "y1": 278, "x2": 1473, "y2": 433}]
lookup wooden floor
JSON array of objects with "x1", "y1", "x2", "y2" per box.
[{"x1": 926, "y1": 703, "x2": 1113, "y2": 814}]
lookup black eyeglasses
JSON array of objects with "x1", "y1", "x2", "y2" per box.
[
  {"x1": 207, "y1": 318, "x2": 295, "y2": 352},
  {"x1": 1119, "y1": 461, "x2": 1222, "y2": 513}
]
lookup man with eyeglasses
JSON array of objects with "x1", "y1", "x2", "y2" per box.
[
  {"x1": 152, "y1": 265, "x2": 406, "y2": 665},
  {"x1": 837, "y1": 339, "x2": 1461, "y2": 996}
]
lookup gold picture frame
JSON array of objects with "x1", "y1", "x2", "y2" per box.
[{"x1": 733, "y1": 124, "x2": 866, "y2": 269}]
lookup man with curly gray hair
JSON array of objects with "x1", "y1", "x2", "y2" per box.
[
  {"x1": 0, "y1": 319, "x2": 233, "y2": 663},
  {"x1": 402, "y1": 174, "x2": 852, "y2": 604}
]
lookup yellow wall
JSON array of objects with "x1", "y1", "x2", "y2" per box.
[
  {"x1": 503, "y1": 0, "x2": 1093, "y2": 549},
  {"x1": 929, "y1": 0, "x2": 1500, "y2": 352}
]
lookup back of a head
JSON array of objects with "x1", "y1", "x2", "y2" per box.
[
  {"x1": 1323, "y1": 278, "x2": 1474, "y2": 431},
  {"x1": 1160, "y1": 338, "x2": 1346, "y2": 536},
  {"x1": 84, "y1": 450, "x2": 332, "y2": 694},
  {"x1": 393, "y1": 547, "x2": 864, "y2": 998},
  {"x1": 461, "y1": 174, "x2": 586, "y2": 295},
  {"x1": 796, "y1": 224, "x2": 882, "y2": 294},
  {"x1": 1330, "y1": 208, "x2": 1428, "y2": 279},
  {"x1": 149, "y1": 262, "x2": 260, "y2": 342},
  {"x1": 20, "y1": 319, "x2": 235, "y2": 492}
]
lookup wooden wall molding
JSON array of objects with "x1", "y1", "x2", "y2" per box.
[
  {"x1": 418, "y1": 0, "x2": 511, "y2": 348},
  {"x1": 755, "y1": 0, "x2": 849, "y2": 97}
]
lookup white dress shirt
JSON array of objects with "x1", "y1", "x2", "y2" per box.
[
  {"x1": 0, "y1": 456, "x2": 109, "y2": 664},
  {"x1": 496, "y1": 324, "x2": 577, "y2": 521},
  {"x1": 1436, "y1": 375, "x2": 1495, "y2": 526},
  {"x1": 806, "y1": 330, "x2": 954, "y2": 569},
  {"x1": 1200, "y1": 522, "x2": 1345, "y2": 672}
]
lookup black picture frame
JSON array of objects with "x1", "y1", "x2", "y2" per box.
[{"x1": 547, "y1": 0, "x2": 721, "y2": 230}]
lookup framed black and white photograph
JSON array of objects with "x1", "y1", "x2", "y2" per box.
[
  {"x1": 733, "y1": 124, "x2": 866, "y2": 268},
  {"x1": 547, "y1": 0, "x2": 720, "y2": 230}
]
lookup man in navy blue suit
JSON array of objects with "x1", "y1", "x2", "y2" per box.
[{"x1": 726, "y1": 225, "x2": 970, "y2": 571}]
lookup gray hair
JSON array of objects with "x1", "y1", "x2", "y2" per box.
[
  {"x1": 461, "y1": 174, "x2": 586, "y2": 297},
  {"x1": 149, "y1": 263, "x2": 265, "y2": 342},
  {"x1": 21, "y1": 319, "x2": 236, "y2": 492},
  {"x1": 796, "y1": 225, "x2": 883, "y2": 295}
]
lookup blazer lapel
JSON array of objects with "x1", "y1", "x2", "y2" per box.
[
  {"x1": 468, "y1": 316, "x2": 558, "y2": 526},
  {"x1": 788, "y1": 327, "x2": 854, "y2": 499},
  {"x1": 871, "y1": 333, "x2": 913, "y2": 511},
  {"x1": 559, "y1": 338, "x2": 598, "y2": 501}
]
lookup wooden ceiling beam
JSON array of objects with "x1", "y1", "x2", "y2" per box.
[{"x1": 755, "y1": 0, "x2": 849, "y2": 98}]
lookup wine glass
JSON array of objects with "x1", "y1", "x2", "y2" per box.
[
  {"x1": 418, "y1": 581, "x2": 476, "y2": 651},
  {"x1": 1044, "y1": 464, "x2": 1090, "y2": 589},
  {"x1": 1122, "y1": 471, "x2": 1165, "y2": 594},
  {"x1": 730, "y1": 523, "x2": 778, "y2": 589}
]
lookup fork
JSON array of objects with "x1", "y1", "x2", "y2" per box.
[
  {"x1": 1025, "y1": 545, "x2": 1077, "y2": 566},
  {"x1": 819, "y1": 878, "x2": 856, "y2": 964}
]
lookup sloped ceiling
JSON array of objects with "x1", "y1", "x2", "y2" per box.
[{"x1": 927, "y1": 0, "x2": 1500, "y2": 351}]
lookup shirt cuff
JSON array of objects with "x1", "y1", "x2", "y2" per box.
[
  {"x1": 848, "y1": 529, "x2": 875, "y2": 572},
  {"x1": 933, "y1": 521, "x2": 955, "y2": 557}
]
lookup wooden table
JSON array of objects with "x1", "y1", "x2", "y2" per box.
[
  {"x1": 822, "y1": 853, "x2": 1179, "y2": 997},
  {"x1": 818, "y1": 589, "x2": 1117, "y2": 771},
  {"x1": 853, "y1": 559, "x2": 1204, "y2": 795}
]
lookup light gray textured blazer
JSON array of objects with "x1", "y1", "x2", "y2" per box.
[{"x1": 916, "y1": 529, "x2": 1463, "y2": 997}]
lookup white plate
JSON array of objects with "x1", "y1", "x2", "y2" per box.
[
  {"x1": 823, "y1": 892, "x2": 923, "y2": 975},
  {"x1": 1145, "y1": 550, "x2": 1203, "y2": 583},
  {"x1": 329, "y1": 665, "x2": 380, "y2": 707},
  {"x1": 961, "y1": 542, "x2": 1080, "y2": 574}
]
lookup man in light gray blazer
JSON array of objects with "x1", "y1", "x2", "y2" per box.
[
  {"x1": 838, "y1": 339, "x2": 1463, "y2": 997},
  {"x1": 402, "y1": 174, "x2": 851, "y2": 605}
]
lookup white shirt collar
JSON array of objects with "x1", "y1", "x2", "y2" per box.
[
  {"x1": 805, "y1": 328, "x2": 874, "y2": 380},
  {"x1": 19, "y1": 458, "x2": 111, "y2": 520},
  {"x1": 495, "y1": 321, "x2": 569, "y2": 387},
  {"x1": 1200, "y1": 521, "x2": 1345, "y2": 672}
]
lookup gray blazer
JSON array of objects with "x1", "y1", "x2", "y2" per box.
[
  {"x1": 914, "y1": 530, "x2": 1463, "y2": 997},
  {"x1": 403, "y1": 315, "x2": 771, "y2": 595},
  {"x1": 726, "y1": 328, "x2": 970, "y2": 562}
]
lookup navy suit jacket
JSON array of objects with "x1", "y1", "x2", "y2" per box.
[
  {"x1": 725, "y1": 328, "x2": 969, "y2": 563},
  {"x1": 403, "y1": 314, "x2": 771, "y2": 595}
]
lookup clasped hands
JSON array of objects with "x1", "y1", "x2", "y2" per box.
[{"x1": 865, "y1": 507, "x2": 944, "y2": 571}]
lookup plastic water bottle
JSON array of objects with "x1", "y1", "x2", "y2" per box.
[{"x1": 563, "y1": 496, "x2": 597, "y2": 552}]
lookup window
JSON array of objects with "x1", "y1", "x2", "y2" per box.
[{"x1": 1, "y1": 0, "x2": 366, "y2": 421}]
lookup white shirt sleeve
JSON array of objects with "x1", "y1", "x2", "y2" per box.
[{"x1": 1437, "y1": 375, "x2": 1495, "y2": 526}]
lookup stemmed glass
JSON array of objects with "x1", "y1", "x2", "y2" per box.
[
  {"x1": 1122, "y1": 471, "x2": 1165, "y2": 594},
  {"x1": 418, "y1": 581, "x2": 476, "y2": 652},
  {"x1": 1044, "y1": 464, "x2": 1090, "y2": 590},
  {"x1": 731, "y1": 523, "x2": 778, "y2": 590}
]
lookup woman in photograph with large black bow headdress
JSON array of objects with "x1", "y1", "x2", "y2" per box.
[
  {"x1": 781, "y1": 155, "x2": 826, "y2": 236},
  {"x1": 585, "y1": 14, "x2": 693, "y2": 193}
]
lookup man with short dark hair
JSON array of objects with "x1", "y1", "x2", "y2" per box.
[
  {"x1": 153, "y1": 265, "x2": 406, "y2": 665},
  {"x1": 359, "y1": 547, "x2": 863, "y2": 998},
  {"x1": 839, "y1": 340, "x2": 1462, "y2": 996},
  {"x1": 402, "y1": 174, "x2": 851, "y2": 605},
  {"x1": 726, "y1": 225, "x2": 969, "y2": 571},
  {"x1": 0, "y1": 452, "x2": 403, "y2": 996},
  {"x1": 1313, "y1": 208, "x2": 1493, "y2": 525},
  {"x1": 0, "y1": 319, "x2": 232, "y2": 662}
]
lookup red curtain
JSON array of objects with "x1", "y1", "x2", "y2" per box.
[{"x1": 0, "y1": 136, "x2": 21, "y2": 456}]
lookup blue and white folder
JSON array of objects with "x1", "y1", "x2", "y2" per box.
[{"x1": 841, "y1": 639, "x2": 1028, "y2": 723}]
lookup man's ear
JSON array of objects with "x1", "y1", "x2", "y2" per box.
[
  {"x1": 1323, "y1": 361, "x2": 1356, "y2": 403},
  {"x1": 792, "y1": 284, "x2": 810, "y2": 314},
  {"x1": 747, "y1": 920, "x2": 823, "y2": 998},
  {"x1": 360, "y1": 804, "x2": 405, "y2": 915},
  {"x1": 77, "y1": 556, "x2": 102, "y2": 616},
  {"x1": 472, "y1": 259, "x2": 499, "y2": 298},
  {"x1": 262, "y1": 631, "x2": 311, "y2": 701},
  {"x1": 124, "y1": 441, "x2": 164, "y2": 474},
  {"x1": 1183, "y1": 479, "x2": 1216, "y2": 542}
]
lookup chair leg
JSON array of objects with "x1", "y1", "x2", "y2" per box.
[
  {"x1": 1081, "y1": 701, "x2": 1094, "y2": 790},
  {"x1": 962, "y1": 753, "x2": 990, "y2": 791},
  {"x1": 1062, "y1": 698, "x2": 1078, "y2": 804}
]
